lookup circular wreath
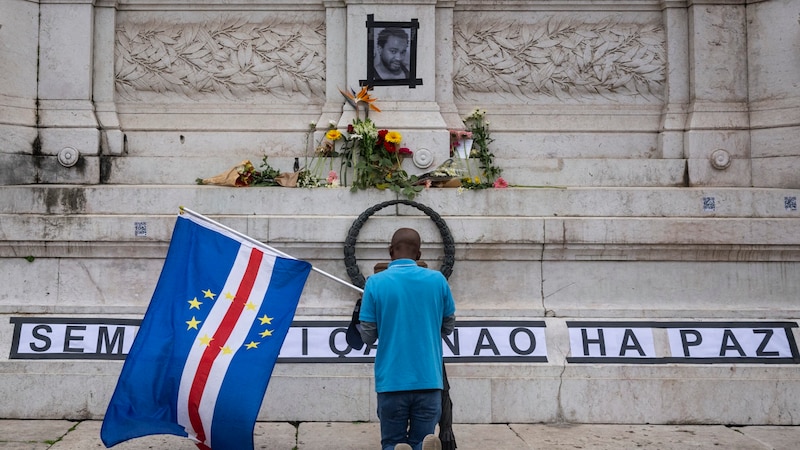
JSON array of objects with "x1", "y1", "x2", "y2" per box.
[{"x1": 344, "y1": 199, "x2": 455, "y2": 288}]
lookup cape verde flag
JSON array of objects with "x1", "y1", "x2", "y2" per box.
[{"x1": 101, "y1": 213, "x2": 312, "y2": 449}]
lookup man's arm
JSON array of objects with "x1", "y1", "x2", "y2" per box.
[
  {"x1": 442, "y1": 315, "x2": 455, "y2": 337},
  {"x1": 360, "y1": 321, "x2": 378, "y2": 345}
]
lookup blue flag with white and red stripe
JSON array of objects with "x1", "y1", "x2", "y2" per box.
[{"x1": 101, "y1": 213, "x2": 311, "y2": 449}]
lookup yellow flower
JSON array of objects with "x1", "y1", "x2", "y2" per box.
[
  {"x1": 326, "y1": 129, "x2": 342, "y2": 141},
  {"x1": 385, "y1": 131, "x2": 402, "y2": 144}
]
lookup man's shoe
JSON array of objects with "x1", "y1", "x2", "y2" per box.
[
  {"x1": 422, "y1": 434, "x2": 442, "y2": 450},
  {"x1": 394, "y1": 444, "x2": 412, "y2": 450}
]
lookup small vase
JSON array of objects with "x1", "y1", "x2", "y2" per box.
[{"x1": 454, "y1": 138, "x2": 473, "y2": 159}]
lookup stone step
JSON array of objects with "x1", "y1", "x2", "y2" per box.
[
  {"x1": 2, "y1": 316, "x2": 799, "y2": 423},
  {"x1": 1, "y1": 185, "x2": 798, "y2": 217}
]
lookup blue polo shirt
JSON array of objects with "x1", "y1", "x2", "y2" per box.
[{"x1": 359, "y1": 259, "x2": 456, "y2": 393}]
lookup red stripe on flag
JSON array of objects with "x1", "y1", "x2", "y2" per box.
[{"x1": 187, "y1": 248, "x2": 265, "y2": 446}]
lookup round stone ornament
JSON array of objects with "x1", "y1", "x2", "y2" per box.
[
  {"x1": 57, "y1": 147, "x2": 80, "y2": 167},
  {"x1": 412, "y1": 148, "x2": 434, "y2": 169},
  {"x1": 710, "y1": 149, "x2": 731, "y2": 170}
]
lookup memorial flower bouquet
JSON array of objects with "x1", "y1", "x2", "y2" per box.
[
  {"x1": 430, "y1": 109, "x2": 505, "y2": 190},
  {"x1": 329, "y1": 86, "x2": 421, "y2": 199},
  {"x1": 197, "y1": 157, "x2": 285, "y2": 187},
  {"x1": 299, "y1": 122, "x2": 343, "y2": 187},
  {"x1": 197, "y1": 93, "x2": 504, "y2": 194},
  {"x1": 463, "y1": 108, "x2": 503, "y2": 185}
]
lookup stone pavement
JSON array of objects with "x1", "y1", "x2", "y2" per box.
[{"x1": 1, "y1": 420, "x2": 800, "y2": 450}]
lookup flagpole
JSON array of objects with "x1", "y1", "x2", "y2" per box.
[{"x1": 179, "y1": 207, "x2": 364, "y2": 294}]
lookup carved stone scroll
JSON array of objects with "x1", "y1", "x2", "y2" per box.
[
  {"x1": 453, "y1": 16, "x2": 666, "y2": 103},
  {"x1": 114, "y1": 16, "x2": 326, "y2": 103}
]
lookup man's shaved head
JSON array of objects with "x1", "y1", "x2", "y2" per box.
[{"x1": 389, "y1": 228, "x2": 421, "y2": 261}]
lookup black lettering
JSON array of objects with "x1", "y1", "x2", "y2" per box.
[
  {"x1": 719, "y1": 329, "x2": 746, "y2": 357},
  {"x1": 362, "y1": 341, "x2": 378, "y2": 356},
  {"x1": 619, "y1": 329, "x2": 646, "y2": 357},
  {"x1": 680, "y1": 329, "x2": 702, "y2": 356},
  {"x1": 754, "y1": 329, "x2": 780, "y2": 357},
  {"x1": 509, "y1": 328, "x2": 536, "y2": 355},
  {"x1": 329, "y1": 327, "x2": 351, "y2": 357},
  {"x1": 30, "y1": 325, "x2": 52, "y2": 352},
  {"x1": 443, "y1": 329, "x2": 459, "y2": 356},
  {"x1": 302, "y1": 328, "x2": 308, "y2": 356},
  {"x1": 64, "y1": 326, "x2": 86, "y2": 353},
  {"x1": 581, "y1": 328, "x2": 606, "y2": 356},
  {"x1": 97, "y1": 326, "x2": 125, "y2": 354},
  {"x1": 473, "y1": 328, "x2": 500, "y2": 356}
]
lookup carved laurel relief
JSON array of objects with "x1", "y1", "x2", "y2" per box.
[
  {"x1": 453, "y1": 16, "x2": 666, "y2": 102},
  {"x1": 115, "y1": 16, "x2": 326, "y2": 102}
]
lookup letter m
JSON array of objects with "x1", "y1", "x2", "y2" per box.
[{"x1": 97, "y1": 326, "x2": 125, "y2": 355}]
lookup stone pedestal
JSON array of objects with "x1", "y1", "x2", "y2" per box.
[
  {"x1": 746, "y1": 0, "x2": 800, "y2": 188},
  {"x1": 340, "y1": 1, "x2": 450, "y2": 174},
  {"x1": 684, "y1": 2, "x2": 750, "y2": 186},
  {"x1": 38, "y1": 1, "x2": 100, "y2": 183},
  {"x1": 0, "y1": 0, "x2": 40, "y2": 185},
  {"x1": 94, "y1": 3, "x2": 124, "y2": 156},
  {"x1": 658, "y1": 3, "x2": 690, "y2": 160}
]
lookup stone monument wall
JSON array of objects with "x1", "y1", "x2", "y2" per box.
[{"x1": 0, "y1": 0, "x2": 799, "y2": 425}]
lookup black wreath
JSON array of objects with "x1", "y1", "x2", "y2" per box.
[{"x1": 344, "y1": 200, "x2": 456, "y2": 288}]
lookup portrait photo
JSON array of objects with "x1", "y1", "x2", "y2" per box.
[
  {"x1": 373, "y1": 27, "x2": 411, "y2": 81},
  {"x1": 362, "y1": 15, "x2": 422, "y2": 88}
]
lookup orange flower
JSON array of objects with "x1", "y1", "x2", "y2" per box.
[{"x1": 339, "y1": 86, "x2": 382, "y2": 114}]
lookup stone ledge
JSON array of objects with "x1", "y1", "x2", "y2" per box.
[
  {"x1": 3, "y1": 241, "x2": 800, "y2": 262},
  {"x1": 1, "y1": 185, "x2": 798, "y2": 217},
  {"x1": 1, "y1": 215, "x2": 797, "y2": 246}
]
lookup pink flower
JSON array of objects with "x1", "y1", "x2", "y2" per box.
[
  {"x1": 327, "y1": 170, "x2": 339, "y2": 184},
  {"x1": 424, "y1": 179, "x2": 432, "y2": 189},
  {"x1": 448, "y1": 129, "x2": 472, "y2": 139},
  {"x1": 492, "y1": 177, "x2": 508, "y2": 188},
  {"x1": 398, "y1": 147, "x2": 413, "y2": 156}
]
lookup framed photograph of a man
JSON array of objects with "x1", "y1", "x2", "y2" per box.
[{"x1": 362, "y1": 15, "x2": 422, "y2": 88}]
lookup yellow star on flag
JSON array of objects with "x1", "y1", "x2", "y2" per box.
[
  {"x1": 245, "y1": 341, "x2": 259, "y2": 350},
  {"x1": 245, "y1": 301, "x2": 257, "y2": 311},
  {"x1": 198, "y1": 334, "x2": 214, "y2": 347},
  {"x1": 186, "y1": 316, "x2": 201, "y2": 330},
  {"x1": 225, "y1": 292, "x2": 235, "y2": 301},
  {"x1": 258, "y1": 314, "x2": 273, "y2": 325},
  {"x1": 220, "y1": 345, "x2": 233, "y2": 355},
  {"x1": 188, "y1": 297, "x2": 202, "y2": 310},
  {"x1": 202, "y1": 289, "x2": 216, "y2": 300},
  {"x1": 259, "y1": 329, "x2": 273, "y2": 338}
]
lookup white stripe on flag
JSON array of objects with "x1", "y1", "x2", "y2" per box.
[
  {"x1": 177, "y1": 244, "x2": 254, "y2": 441},
  {"x1": 196, "y1": 250, "x2": 275, "y2": 446}
]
